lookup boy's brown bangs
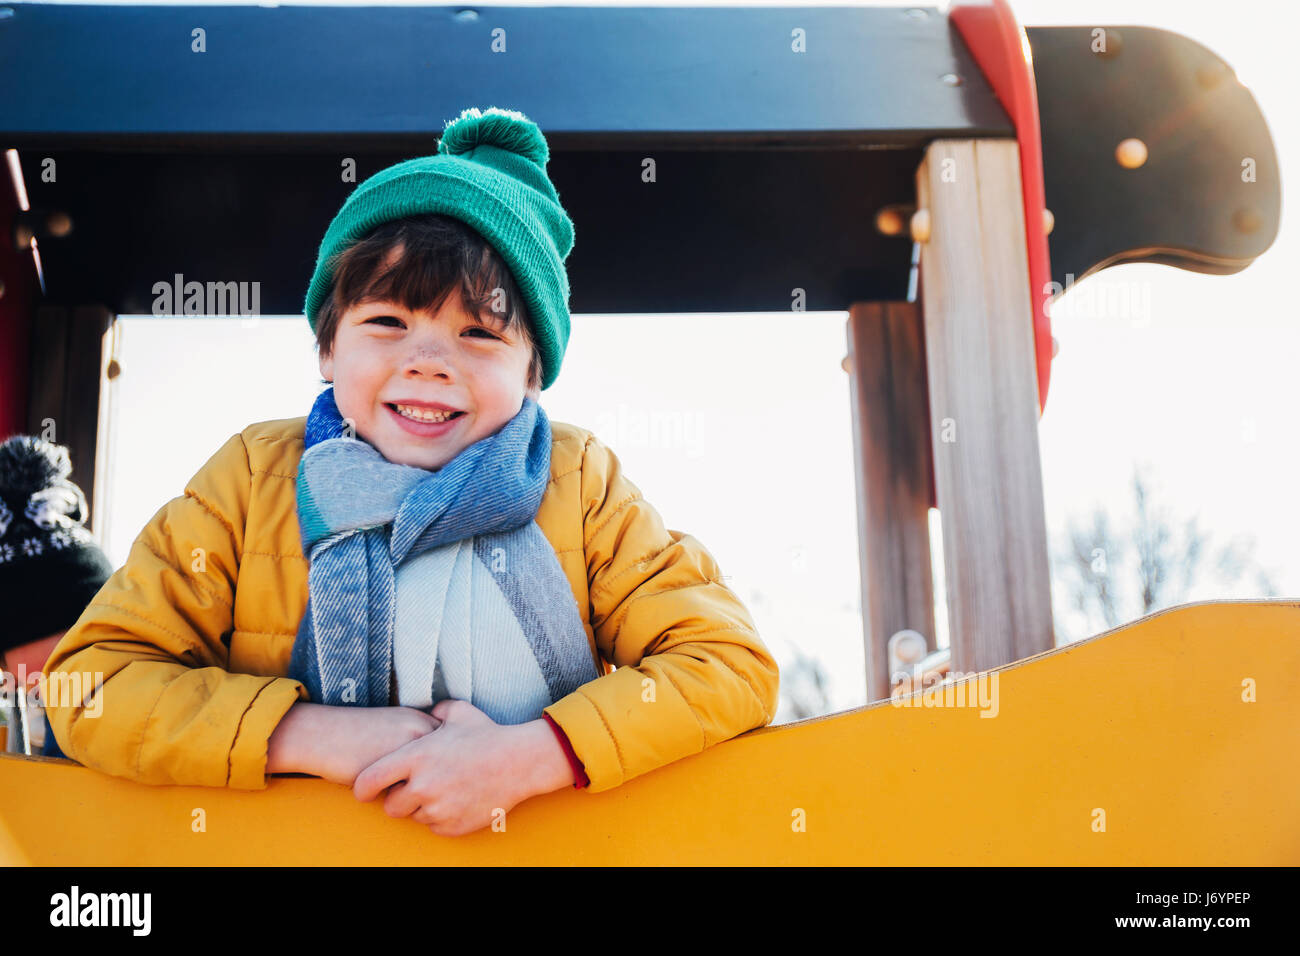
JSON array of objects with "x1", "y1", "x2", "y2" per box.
[
  {"x1": 332, "y1": 218, "x2": 526, "y2": 332},
  {"x1": 313, "y1": 216, "x2": 544, "y2": 390}
]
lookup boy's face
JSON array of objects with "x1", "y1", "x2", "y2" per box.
[{"x1": 319, "y1": 274, "x2": 540, "y2": 472}]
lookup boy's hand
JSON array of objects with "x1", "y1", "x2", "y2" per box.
[
  {"x1": 352, "y1": 699, "x2": 573, "y2": 837},
  {"x1": 270, "y1": 703, "x2": 442, "y2": 786},
  {"x1": 323, "y1": 706, "x2": 444, "y2": 786}
]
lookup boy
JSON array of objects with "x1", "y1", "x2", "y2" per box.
[{"x1": 44, "y1": 107, "x2": 779, "y2": 836}]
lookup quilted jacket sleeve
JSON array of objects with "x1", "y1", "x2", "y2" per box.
[
  {"x1": 42, "y1": 432, "x2": 307, "y2": 789},
  {"x1": 543, "y1": 432, "x2": 780, "y2": 792}
]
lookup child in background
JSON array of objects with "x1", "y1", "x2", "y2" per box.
[
  {"x1": 45, "y1": 106, "x2": 779, "y2": 836},
  {"x1": 0, "y1": 436, "x2": 114, "y2": 757}
]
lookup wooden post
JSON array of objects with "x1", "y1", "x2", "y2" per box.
[
  {"x1": 846, "y1": 302, "x2": 936, "y2": 703},
  {"x1": 914, "y1": 139, "x2": 1054, "y2": 674},
  {"x1": 26, "y1": 305, "x2": 112, "y2": 524}
]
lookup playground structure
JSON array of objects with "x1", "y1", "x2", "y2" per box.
[{"x1": 0, "y1": 1, "x2": 1292, "y2": 864}]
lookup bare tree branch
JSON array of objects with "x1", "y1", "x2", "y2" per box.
[
  {"x1": 779, "y1": 643, "x2": 834, "y2": 719},
  {"x1": 1052, "y1": 462, "x2": 1278, "y2": 640}
]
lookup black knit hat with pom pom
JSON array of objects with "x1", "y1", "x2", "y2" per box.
[
  {"x1": 0, "y1": 436, "x2": 114, "y2": 654},
  {"x1": 302, "y1": 106, "x2": 576, "y2": 390}
]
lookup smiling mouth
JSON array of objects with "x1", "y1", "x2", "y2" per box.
[{"x1": 386, "y1": 403, "x2": 466, "y2": 424}]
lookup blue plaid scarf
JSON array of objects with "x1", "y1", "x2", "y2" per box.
[{"x1": 288, "y1": 388, "x2": 599, "y2": 722}]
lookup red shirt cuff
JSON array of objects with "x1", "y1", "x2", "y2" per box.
[{"x1": 542, "y1": 712, "x2": 590, "y2": 789}]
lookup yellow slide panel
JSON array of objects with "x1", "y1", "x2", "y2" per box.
[{"x1": 1, "y1": 599, "x2": 1296, "y2": 865}]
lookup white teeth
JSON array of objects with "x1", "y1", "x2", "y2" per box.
[{"x1": 394, "y1": 404, "x2": 459, "y2": 423}]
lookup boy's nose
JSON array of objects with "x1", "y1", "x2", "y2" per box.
[{"x1": 402, "y1": 344, "x2": 454, "y2": 376}]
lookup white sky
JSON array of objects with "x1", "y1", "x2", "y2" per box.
[{"x1": 69, "y1": 0, "x2": 1297, "y2": 718}]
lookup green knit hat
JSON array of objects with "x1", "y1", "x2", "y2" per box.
[{"x1": 303, "y1": 106, "x2": 575, "y2": 390}]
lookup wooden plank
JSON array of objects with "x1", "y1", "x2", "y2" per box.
[
  {"x1": 66, "y1": 306, "x2": 110, "y2": 526},
  {"x1": 91, "y1": 314, "x2": 118, "y2": 542},
  {"x1": 915, "y1": 139, "x2": 1054, "y2": 673},
  {"x1": 846, "y1": 302, "x2": 935, "y2": 702},
  {"x1": 1, "y1": 6, "x2": 1011, "y2": 142},
  {"x1": 24, "y1": 304, "x2": 109, "y2": 524},
  {"x1": 25, "y1": 305, "x2": 68, "y2": 441}
]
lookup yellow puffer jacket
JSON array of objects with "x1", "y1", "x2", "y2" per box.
[{"x1": 43, "y1": 417, "x2": 779, "y2": 793}]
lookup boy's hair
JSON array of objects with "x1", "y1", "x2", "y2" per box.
[{"x1": 313, "y1": 214, "x2": 544, "y2": 392}]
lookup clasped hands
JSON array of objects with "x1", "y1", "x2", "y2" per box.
[{"x1": 267, "y1": 698, "x2": 573, "y2": 837}]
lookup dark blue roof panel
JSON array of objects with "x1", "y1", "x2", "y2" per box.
[{"x1": 1, "y1": 3, "x2": 1011, "y2": 144}]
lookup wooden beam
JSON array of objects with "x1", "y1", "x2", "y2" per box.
[
  {"x1": 846, "y1": 301, "x2": 936, "y2": 703},
  {"x1": 914, "y1": 139, "x2": 1054, "y2": 673},
  {"x1": 25, "y1": 305, "x2": 111, "y2": 525}
]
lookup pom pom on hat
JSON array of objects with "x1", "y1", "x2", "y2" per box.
[
  {"x1": 0, "y1": 435, "x2": 113, "y2": 654},
  {"x1": 438, "y1": 107, "x2": 551, "y2": 168},
  {"x1": 0, "y1": 437, "x2": 74, "y2": 508},
  {"x1": 0, "y1": 437, "x2": 89, "y2": 538}
]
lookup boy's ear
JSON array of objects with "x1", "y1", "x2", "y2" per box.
[{"x1": 319, "y1": 350, "x2": 333, "y2": 382}]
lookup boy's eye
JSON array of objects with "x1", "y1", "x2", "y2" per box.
[{"x1": 363, "y1": 315, "x2": 500, "y2": 340}]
